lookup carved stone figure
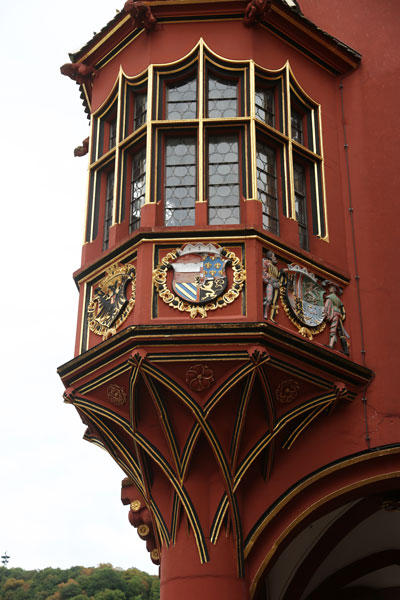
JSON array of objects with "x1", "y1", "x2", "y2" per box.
[
  {"x1": 124, "y1": 1, "x2": 157, "y2": 30},
  {"x1": 262, "y1": 251, "x2": 280, "y2": 321},
  {"x1": 324, "y1": 285, "x2": 350, "y2": 354},
  {"x1": 74, "y1": 137, "x2": 89, "y2": 157},
  {"x1": 60, "y1": 63, "x2": 96, "y2": 85},
  {"x1": 244, "y1": 0, "x2": 272, "y2": 26}
]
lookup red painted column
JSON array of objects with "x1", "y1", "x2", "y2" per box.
[{"x1": 160, "y1": 533, "x2": 249, "y2": 600}]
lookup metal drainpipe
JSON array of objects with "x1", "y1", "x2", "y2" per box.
[{"x1": 339, "y1": 80, "x2": 371, "y2": 448}]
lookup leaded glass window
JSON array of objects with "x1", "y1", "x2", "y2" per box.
[
  {"x1": 255, "y1": 88, "x2": 274, "y2": 127},
  {"x1": 164, "y1": 137, "x2": 196, "y2": 226},
  {"x1": 257, "y1": 141, "x2": 278, "y2": 234},
  {"x1": 109, "y1": 119, "x2": 117, "y2": 150},
  {"x1": 134, "y1": 93, "x2": 147, "y2": 130},
  {"x1": 207, "y1": 74, "x2": 238, "y2": 118},
  {"x1": 103, "y1": 170, "x2": 115, "y2": 250},
  {"x1": 294, "y1": 163, "x2": 308, "y2": 250},
  {"x1": 208, "y1": 135, "x2": 240, "y2": 224},
  {"x1": 85, "y1": 52, "x2": 327, "y2": 251},
  {"x1": 130, "y1": 148, "x2": 146, "y2": 232},
  {"x1": 166, "y1": 77, "x2": 197, "y2": 120},
  {"x1": 291, "y1": 108, "x2": 304, "y2": 144}
]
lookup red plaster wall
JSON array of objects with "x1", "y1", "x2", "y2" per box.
[{"x1": 299, "y1": 0, "x2": 400, "y2": 446}]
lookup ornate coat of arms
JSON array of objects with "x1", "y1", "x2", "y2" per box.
[
  {"x1": 280, "y1": 264, "x2": 326, "y2": 339},
  {"x1": 87, "y1": 263, "x2": 136, "y2": 339},
  {"x1": 171, "y1": 245, "x2": 228, "y2": 304},
  {"x1": 153, "y1": 243, "x2": 246, "y2": 318}
]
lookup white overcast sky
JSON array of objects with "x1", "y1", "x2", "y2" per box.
[{"x1": 0, "y1": 1, "x2": 157, "y2": 574}]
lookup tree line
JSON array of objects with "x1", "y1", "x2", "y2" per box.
[{"x1": 0, "y1": 563, "x2": 160, "y2": 600}]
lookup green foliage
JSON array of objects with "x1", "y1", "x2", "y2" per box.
[
  {"x1": 94, "y1": 590, "x2": 126, "y2": 600},
  {"x1": 59, "y1": 579, "x2": 82, "y2": 599},
  {"x1": 0, "y1": 565, "x2": 159, "y2": 600}
]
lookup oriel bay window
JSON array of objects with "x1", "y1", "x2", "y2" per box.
[{"x1": 85, "y1": 42, "x2": 327, "y2": 252}]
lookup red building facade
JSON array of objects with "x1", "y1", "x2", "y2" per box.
[{"x1": 58, "y1": 2, "x2": 400, "y2": 598}]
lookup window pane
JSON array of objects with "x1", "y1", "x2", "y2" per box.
[
  {"x1": 103, "y1": 171, "x2": 115, "y2": 250},
  {"x1": 208, "y1": 135, "x2": 240, "y2": 224},
  {"x1": 165, "y1": 137, "x2": 196, "y2": 226},
  {"x1": 166, "y1": 77, "x2": 197, "y2": 120},
  {"x1": 208, "y1": 74, "x2": 238, "y2": 118},
  {"x1": 291, "y1": 108, "x2": 304, "y2": 144},
  {"x1": 294, "y1": 163, "x2": 308, "y2": 250},
  {"x1": 256, "y1": 141, "x2": 278, "y2": 234},
  {"x1": 109, "y1": 119, "x2": 117, "y2": 149},
  {"x1": 134, "y1": 93, "x2": 147, "y2": 130},
  {"x1": 130, "y1": 148, "x2": 146, "y2": 232},
  {"x1": 255, "y1": 88, "x2": 274, "y2": 127}
]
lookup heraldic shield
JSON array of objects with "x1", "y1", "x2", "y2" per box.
[
  {"x1": 171, "y1": 243, "x2": 229, "y2": 304},
  {"x1": 281, "y1": 264, "x2": 326, "y2": 338},
  {"x1": 87, "y1": 263, "x2": 136, "y2": 339}
]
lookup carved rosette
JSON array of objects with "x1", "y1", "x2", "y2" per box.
[
  {"x1": 107, "y1": 384, "x2": 127, "y2": 406},
  {"x1": 276, "y1": 379, "x2": 300, "y2": 404},
  {"x1": 186, "y1": 364, "x2": 215, "y2": 391}
]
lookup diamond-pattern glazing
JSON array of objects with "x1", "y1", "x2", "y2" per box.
[
  {"x1": 130, "y1": 148, "x2": 146, "y2": 232},
  {"x1": 291, "y1": 108, "x2": 304, "y2": 144},
  {"x1": 134, "y1": 93, "x2": 147, "y2": 130},
  {"x1": 165, "y1": 137, "x2": 196, "y2": 226},
  {"x1": 255, "y1": 88, "x2": 274, "y2": 127},
  {"x1": 167, "y1": 78, "x2": 197, "y2": 120},
  {"x1": 207, "y1": 75, "x2": 238, "y2": 118},
  {"x1": 256, "y1": 141, "x2": 278, "y2": 234},
  {"x1": 208, "y1": 135, "x2": 240, "y2": 224}
]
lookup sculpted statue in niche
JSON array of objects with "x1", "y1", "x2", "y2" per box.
[
  {"x1": 323, "y1": 284, "x2": 350, "y2": 355},
  {"x1": 262, "y1": 251, "x2": 280, "y2": 321}
]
